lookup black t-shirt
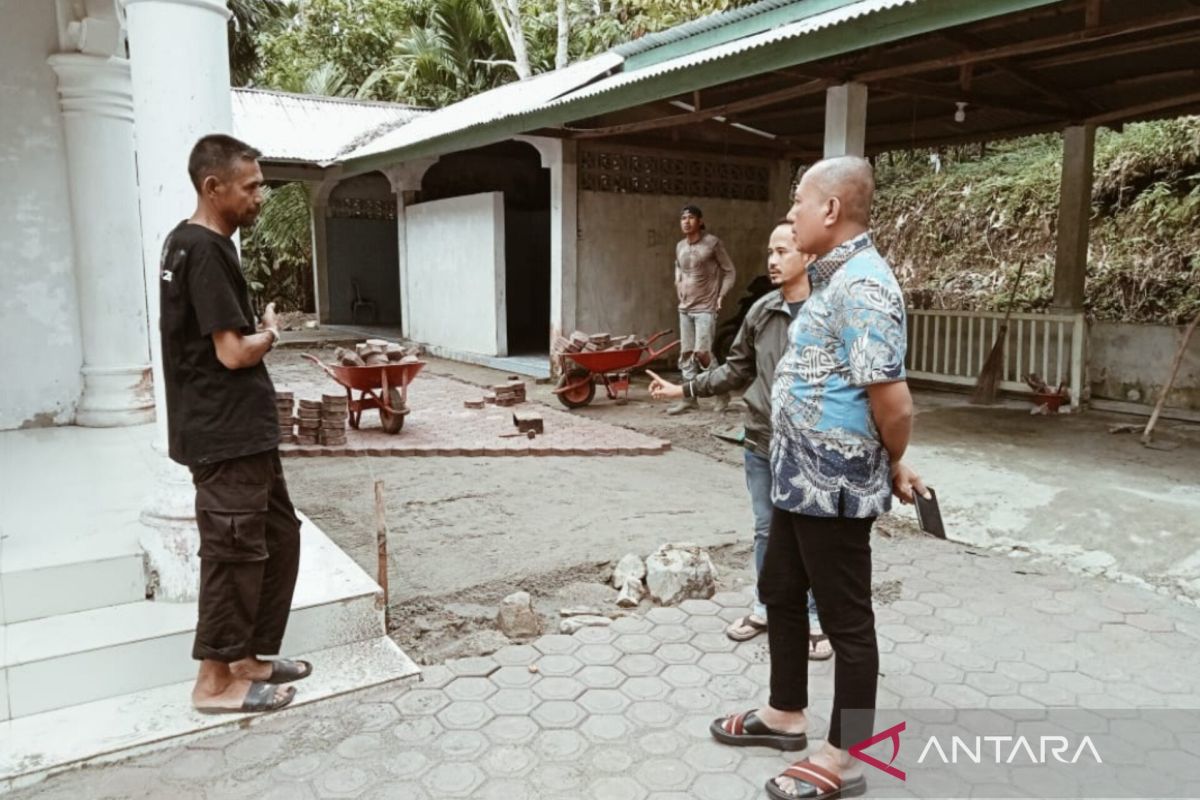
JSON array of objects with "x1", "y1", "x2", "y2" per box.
[{"x1": 159, "y1": 221, "x2": 278, "y2": 466}]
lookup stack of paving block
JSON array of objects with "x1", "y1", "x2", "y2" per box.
[
  {"x1": 276, "y1": 390, "x2": 296, "y2": 444},
  {"x1": 296, "y1": 399, "x2": 322, "y2": 445},
  {"x1": 319, "y1": 393, "x2": 348, "y2": 446},
  {"x1": 552, "y1": 330, "x2": 648, "y2": 358},
  {"x1": 356, "y1": 339, "x2": 391, "y2": 366},
  {"x1": 493, "y1": 379, "x2": 526, "y2": 407}
]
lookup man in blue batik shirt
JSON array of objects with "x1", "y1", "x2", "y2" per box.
[{"x1": 709, "y1": 157, "x2": 929, "y2": 800}]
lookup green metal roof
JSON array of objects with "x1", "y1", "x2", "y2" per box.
[{"x1": 339, "y1": 0, "x2": 1062, "y2": 175}]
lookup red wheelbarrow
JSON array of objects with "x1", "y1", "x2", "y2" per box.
[
  {"x1": 553, "y1": 330, "x2": 679, "y2": 408},
  {"x1": 303, "y1": 353, "x2": 424, "y2": 433}
]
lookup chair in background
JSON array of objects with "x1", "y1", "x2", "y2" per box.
[{"x1": 351, "y1": 280, "x2": 376, "y2": 324}]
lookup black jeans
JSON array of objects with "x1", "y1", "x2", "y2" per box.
[
  {"x1": 190, "y1": 449, "x2": 301, "y2": 663},
  {"x1": 758, "y1": 506, "x2": 877, "y2": 749}
]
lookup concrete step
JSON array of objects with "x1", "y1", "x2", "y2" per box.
[
  {"x1": 0, "y1": 636, "x2": 420, "y2": 791},
  {"x1": 0, "y1": 548, "x2": 146, "y2": 624},
  {"x1": 1, "y1": 514, "x2": 386, "y2": 720}
]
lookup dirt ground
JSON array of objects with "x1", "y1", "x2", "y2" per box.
[{"x1": 269, "y1": 349, "x2": 924, "y2": 663}]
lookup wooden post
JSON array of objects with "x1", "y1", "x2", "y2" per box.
[
  {"x1": 373, "y1": 479, "x2": 390, "y2": 628},
  {"x1": 1052, "y1": 124, "x2": 1096, "y2": 312}
]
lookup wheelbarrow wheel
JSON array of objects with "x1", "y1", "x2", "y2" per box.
[
  {"x1": 556, "y1": 369, "x2": 595, "y2": 409},
  {"x1": 379, "y1": 387, "x2": 405, "y2": 434}
]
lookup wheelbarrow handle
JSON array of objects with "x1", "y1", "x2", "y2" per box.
[
  {"x1": 642, "y1": 338, "x2": 681, "y2": 365},
  {"x1": 643, "y1": 330, "x2": 673, "y2": 348},
  {"x1": 302, "y1": 352, "x2": 342, "y2": 384}
]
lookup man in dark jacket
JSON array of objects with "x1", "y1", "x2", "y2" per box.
[{"x1": 647, "y1": 220, "x2": 830, "y2": 658}]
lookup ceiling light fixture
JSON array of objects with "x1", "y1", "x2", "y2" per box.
[{"x1": 954, "y1": 102, "x2": 968, "y2": 123}]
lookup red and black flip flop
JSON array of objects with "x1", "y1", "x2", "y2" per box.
[
  {"x1": 765, "y1": 759, "x2": 867, "y2": 800},
  {"x1": 709, "y1": 709, "x2": 808, "y2": 750}
]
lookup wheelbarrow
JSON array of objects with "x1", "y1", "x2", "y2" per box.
[
  {"x1": 302, "y1": 353, "x2": 424, "y2": 434},
  {"x1": 553, "y1": 330, "x2": 679, "y2": 408}
]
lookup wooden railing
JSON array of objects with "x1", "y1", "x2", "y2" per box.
[{"x1": 904, "y1": 309, "x2": 1087, "y2": 408}]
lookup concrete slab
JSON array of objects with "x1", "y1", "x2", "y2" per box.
[
  {"x1": 0, "y1": 636, "x2": 419, "y2": 791},
  {"x1": 906, "y1": 392, "x2": 1200, "y2": 600}
]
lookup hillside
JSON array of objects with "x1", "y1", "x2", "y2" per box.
[{"x1": 872, "y1": 116, "x2": 1200, "y2": 324}]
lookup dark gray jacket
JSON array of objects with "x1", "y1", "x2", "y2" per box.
[{"x1": 683, "y1": 289, "x2": 797, "y2": 457}]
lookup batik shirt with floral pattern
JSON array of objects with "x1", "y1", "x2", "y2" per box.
[{"x1": 769, "y1": 232, "x2": 907, "y2": 518}]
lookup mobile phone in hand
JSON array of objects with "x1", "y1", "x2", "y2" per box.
[{"x1": 913, "y1": 487, "x2": 945, "y2": 539}]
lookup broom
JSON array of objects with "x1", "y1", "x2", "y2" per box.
[{"x1": 970, "y1": 260, "x2": 1028, "y2": 405}]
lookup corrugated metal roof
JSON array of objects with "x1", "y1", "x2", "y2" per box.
[
  {"x1": 343, "y1": 53, "x2": 623, "y2": 162},
  {"x1": 231, "y1": 88, "x2": 427, "y2": 164},
  {"x1": 613, "y1": 0, "x2": 798, "y2": 58},
  {"x1": 549, "y1": 0, "x2": 916, "y2": 108}
]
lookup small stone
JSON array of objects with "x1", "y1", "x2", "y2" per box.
[
  {"x1": 497, "y1": 591, "x2": 542, "y2": 638},
  {"x1": 612, "y1": 553, "x2": 646, "y2": 589},
  {"x1": 616, "y1": 580, "x2": 644, "y2": 608},
  {"x1": 560, "y1": 615, "x2": 614, "y2": 634},
  {"x1": 645, "y1": 543, "x2": 717, "y2": 606},
  {"x1": 560, "y1": 606, "x2": 606, "y2": 618},
  {"x1": 528, "y1": 664, "x2": 540, "y2": 674}
]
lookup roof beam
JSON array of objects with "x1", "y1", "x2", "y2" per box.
[
  {"x1": 854, "y1": 8, "x2": 1200, "y2": 81},
  {"x1": 1023, "y1": 26, "x2": 1200, "y2": 70},
  {"x1": 559, "y1": 78, "x2": 832, "y2": 138},
  {"x1": 935, "y1": 30, "x2": 1095, "y2": 116}
]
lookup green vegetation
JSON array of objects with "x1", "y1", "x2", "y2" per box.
[{"x1": 873, "y1": 117, "x2": 1200, "y2": 324}]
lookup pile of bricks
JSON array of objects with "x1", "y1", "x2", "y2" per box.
[
  {"x1": 464, "y1": 377, "x2": 527, "y2": 409},
  {"x1": 334, "y1": 340, "x2": 423, "y2": 368},
  {"x1": 319, "y1": 393, "x2": 348, "y2": 446},
  {"x1": 296, "y1": 399, "x2": 322, "y2": 445},
  {"x1": 276, "y1": 390, "x2": 295, "y2": 444},
  {"x1": 553, "y1": 330, "x2": 647, "y2": 356}
]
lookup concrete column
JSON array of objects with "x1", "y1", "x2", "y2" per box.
[
  {"x1": 47, "y1": 53, "x2": 154, "y2": 427},
  {"x1": 1052, "y1": 124, "x2": 1095, "y2": 312},
  {"x1": 516, "y1": 135, "x2": 578, "y2": 372},
  {"x1": 125, "y1": 0, "x2": 234, "y2": 600},
  {"x1": 824, "y1": 82, "x2": 868, "y2": 158},
  {"x1": 310, "y1": 180, "x2": 336, "y2": 325}
]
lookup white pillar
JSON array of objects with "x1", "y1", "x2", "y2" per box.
[
  {"x1": 824, "y1": 82, "x2": 868, "y2": 158},
  {"x1": 125, "y1": 0, "x2": 234, "y2": 600},
  {"x1": 47, "y1": 53, "x2": 154, "y2": 427},
  {"x1": 516, "y1": 135, "x2": 577, "y2": 373},
  {"x1": 310, "y1": 179, "x2": 336, "y2": 326}
]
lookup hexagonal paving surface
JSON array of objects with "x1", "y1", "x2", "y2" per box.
[{"x1": 12, "y1": 529, "x2": 1200, "y2": 800}]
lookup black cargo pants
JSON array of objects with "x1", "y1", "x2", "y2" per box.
[{"x1": 189, "y1": 449, "x2": 302, "y2": 662}]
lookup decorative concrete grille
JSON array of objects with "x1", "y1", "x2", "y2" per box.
[
  {"x1": 580, "y1": 150, "x2": 770, "y2": 201},
  {"x1": 329, "y1": 197, "x2": 397, "y2": 220}
]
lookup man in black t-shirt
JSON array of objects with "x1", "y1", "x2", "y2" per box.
[{"x1": 160, "y1": 134, "x2": 310, "y2": 714}]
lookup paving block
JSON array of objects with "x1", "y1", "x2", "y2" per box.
[
  {"x1": 531, "y1": 700, "x2": 588, "y2": 730},
  {"x1": 534, "y1": 655, "x2": 585, "y2": 677},
  {"x1": 420, "y1": 762, "x2": 485, "y2": 798},
  {"x1": 481, "y1": 715, "x2": 540, "y2": 746},
  {"x1": 578, "y1": 689, "x2": 630, "y2": 715},
  {"x1": 486, "y1": 688, "x2": 540, "y2": 716},
  {"x1": 576, "y1": 665, "x2": 626, "y2": 689},
  {"x1": 435, "y1": 729, "x2": 489, "y2": 761},
  {"x1": 533, "y1": 635, "x2": 581, "y2": 656},
  {"x1": 575, "y1": 644, "x2": 622, "y2": 666},
  {"x1": 435, "y1": 701, "x2": 495, "y2": 730},
  {"x1": 533, "y1": 728, "x2": 589, "y2": 760},
  {"x1": 532, "y1": 677, "x2": 586, "y2": 701},
  {"x1": 580, "y1": 714, "x2": 633, "y2": 743},
  {"x1": 656, "y1": 644, "x2": 702, "y2": 665},
  {"x1": 635, "y1": 757, "x2": 694, "y2": 792},
  {"x1": 614, "y1": 634, "x2": 660, "y2": 655},
  {"x1": 444, "y1": 677, "x2": 498, "y2": 702},
  {"x1": 491, "y1": 644, "x2": 540, "y2": 667}
]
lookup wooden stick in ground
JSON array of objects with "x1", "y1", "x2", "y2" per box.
[
  {"x1": 373, "y1": 479, "x2": 390, "y2": 628},
  {"x1": 1142, "y1": 312, "x2": 1200, "y2": 445}
]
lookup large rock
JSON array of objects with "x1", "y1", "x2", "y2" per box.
[
  {"x1": 612, "y1": 553, "x2": 646, "y2": 588},
  {"x1": 496, "y1": 591, "x2": 542, "y2": 638},
  {"x1": 645, "y1": 543, "x2": 717, "y2": 605}
]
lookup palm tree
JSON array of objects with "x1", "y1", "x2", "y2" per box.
[{"x1": 227, "y1": 0, "x2": 294, "y2": 86}]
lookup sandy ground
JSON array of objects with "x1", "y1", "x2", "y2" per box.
[
  {"x1": 269, "y1": 350, "x2": 798, "y2": 663},
  {"x1": 269, "y1": 348, "x2": 1200, "y2": 663}
]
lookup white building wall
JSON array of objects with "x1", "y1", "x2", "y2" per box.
[
  {"x1": 0, "y1": 1, "x2": 84, "y2": 429},
  {"x1": 406, "y1": 192, "x2": 507, "y2": 355}
]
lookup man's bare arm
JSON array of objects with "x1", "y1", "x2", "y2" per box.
[
  {"x1": 866, "y1": 379, "x2": 928, "y2": 503},
  {"x1": 212, "y1": 302, "x2": 279, "y2": 370}
]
